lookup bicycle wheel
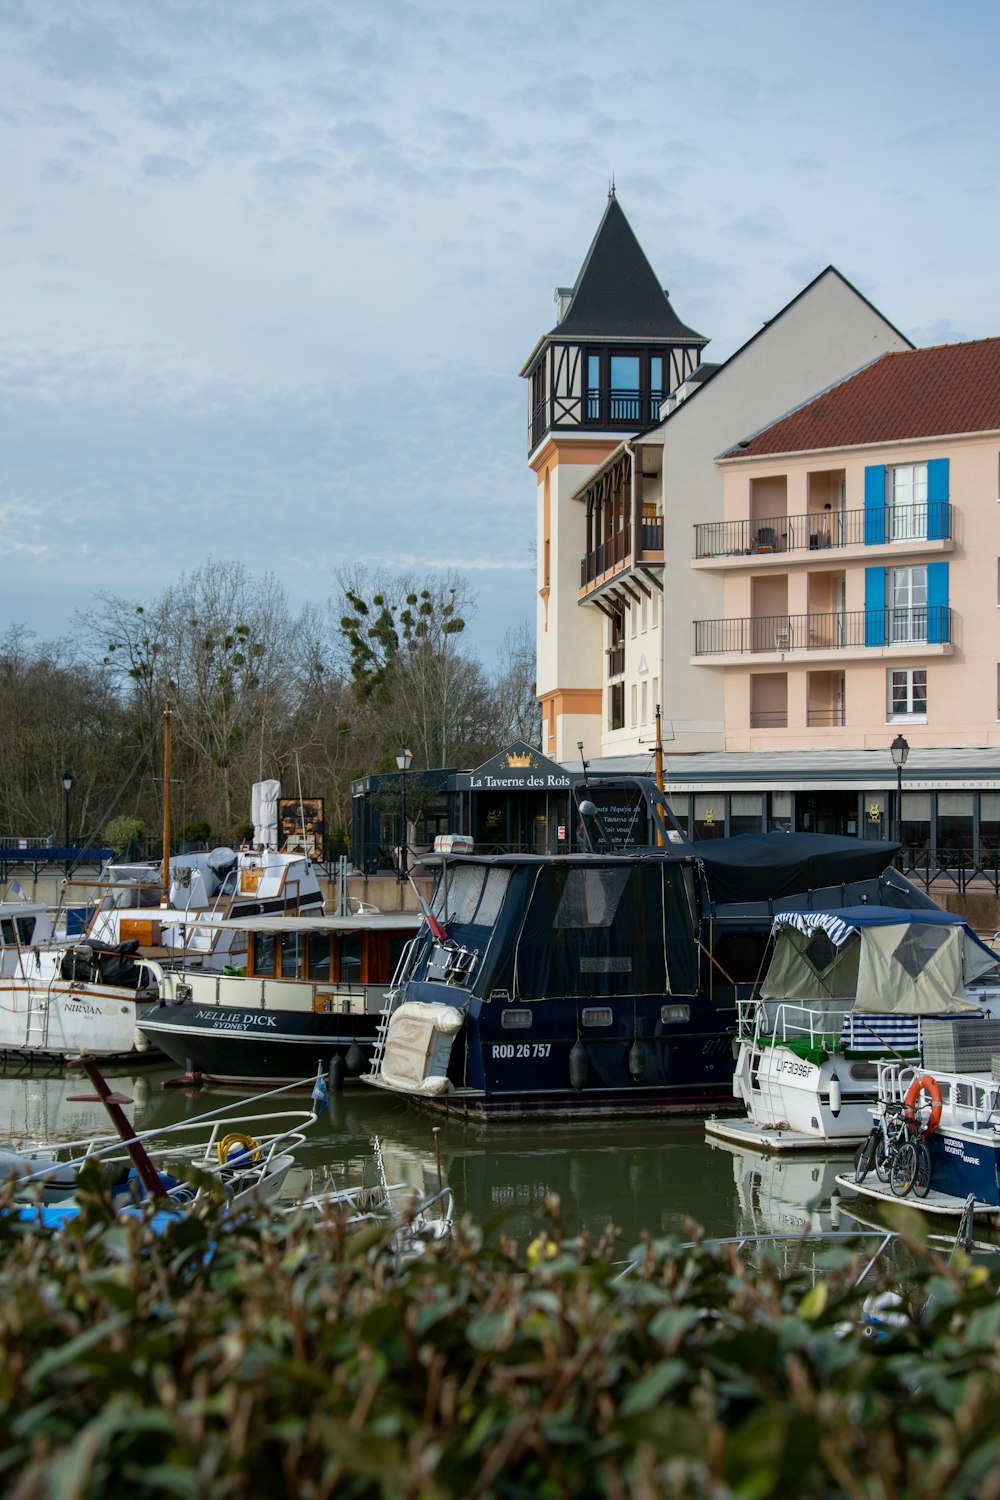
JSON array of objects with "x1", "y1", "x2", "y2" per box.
[
  {"x1": 855, "y1": 1130, "x2": 878, "y2": 1183},
  {"x1": 875, "y1": 1135, "x2": 893, "y2": 1182},
  {"x1": 891, "y1": 1141, "x2": 917, "y2": 1197},
  {"x1": 912, "y1": 1139, "x2": 932, "y2": 1199}
]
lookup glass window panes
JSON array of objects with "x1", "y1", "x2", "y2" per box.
[
  {"x1": 253, "y1": 932, "x2": 275, "y2": 977},
  {"x1": 474, "y1": 868, "x2": 511, "y2": 928},
  {"x1": 730, "y1": 794, "x2": 764, "y2": 836},
  {"x1": 582, "y1": 1007, "x2": 613, "y2": 1027},
  {"x1": 340, "y1": 934, "x2": 362, "y2": 981},
  {"x1": 891, "y1": 463, "x2": 928, "y2": 541},
  {"x1": 308, "y1": 934, "x2": 332, "y2": 982},
  {"x1": 281, "y1": 931, "x2": 302, "y2": 979},
  {"x1": 661, "y1": 1004, "x2": 691, "y2": 1024},
  {"x1": 500, "y1": 1009, "x2": 532, "y2": 1029},
  {"x1": 555, "y1": 868, "x2": 630, "y2": 929},
  {"x1": 889, "y1": 668, "x2": 927, "y2": 716}
]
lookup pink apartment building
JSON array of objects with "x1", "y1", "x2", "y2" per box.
[{"x1": 526, "y1": 198, "x2": 1000, "y2": 887}]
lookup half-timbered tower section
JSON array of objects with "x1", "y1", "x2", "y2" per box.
[{"x1": 522, "y1": 191, "x2": 707, "y2": 759}]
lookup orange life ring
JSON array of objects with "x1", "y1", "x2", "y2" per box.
[{"x1": 903, "y1": 1073, "x2": 943, "y2": 1135}]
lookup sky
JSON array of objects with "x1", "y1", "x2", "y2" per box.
[{"x1": 1, "y1": 0, "x2": 998, "y2": 668}]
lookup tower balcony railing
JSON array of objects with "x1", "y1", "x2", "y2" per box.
[
  {"x1": 694, "y1": 607, "x2": 952, "y2": 656},
  {"x1": 581, "y1": 517, "x2": 664, "y2": 588},
  {"x1": 693, "y1": 502, "x2": 952, "y2": 559}
]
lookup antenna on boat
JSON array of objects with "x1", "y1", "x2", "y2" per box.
[{"x1": 161, "y1": 704, "x2": 172, "y2": 909}]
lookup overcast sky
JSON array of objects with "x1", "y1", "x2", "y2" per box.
[{"x1": 1, "y1": 0, "x2": 997, "y2": 666}]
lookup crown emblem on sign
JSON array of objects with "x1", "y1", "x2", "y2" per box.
[{"x1": 504, "y1": 751, "x2": 534, "y2": 769}]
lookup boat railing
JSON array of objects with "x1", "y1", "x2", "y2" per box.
[
  {"x1": 739, "y1": 996, "x2": 848, "y2": 1048},
  {"x1": 875, "y1": 1058, "x2": 1000, "y2": 1129}
]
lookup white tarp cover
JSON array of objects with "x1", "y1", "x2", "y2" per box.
[
  {"x1": 761, "y1": 919, "x2": 982, "y2": 1016},
  {"x1": 381, "y1": 1001, "x2": 463, "y2": 1095},
  {"x1": 855, "y1": 922, "x2": 981, "y2": 1015},
  {"x1": 251, "y1": 780, "x2": 281, "y2": 849}
]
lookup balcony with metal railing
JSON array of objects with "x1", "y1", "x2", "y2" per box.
[
  {"x1": 693, "y1": 502, "x2": 952, "y2": 561},
  {"x1": 694, "y1": 606, "x2": 953, "y2": 658}
]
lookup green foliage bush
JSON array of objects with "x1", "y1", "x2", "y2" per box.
[
  {"x1": 102, "y1": 815, "x2": 146, "y2": 859},
  {"x1": 1, "y1": 1194, "x2": 999, "y2": 1497}
]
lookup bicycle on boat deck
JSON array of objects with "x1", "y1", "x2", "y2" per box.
[{"x1": 855, "y1": 1098, "x2": 932, "y2": 1199}]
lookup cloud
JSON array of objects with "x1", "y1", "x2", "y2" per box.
[
  {"x1": 141, "y1": 152, "x2": 200, "y2": 181},
  {"x1": 724, "y1": 210, "x2": 784, "y2": 240},
  {"x1": 138, "y1": 79, "x2": 266, "y2": 132},
  {"x1": 36, "y1": 17, "x2": 157, "y2": 83}
]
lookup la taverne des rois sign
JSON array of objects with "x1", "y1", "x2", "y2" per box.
[{"x1": 466, "y1": 743, "x2": 571, "y2": 791}]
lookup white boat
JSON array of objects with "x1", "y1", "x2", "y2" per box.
[
  {"x1": 0, "y1": 937, "x2": 165, "y2": 1061},
  {"x1": 83, "y1": 844, "x2": 325, "y2": 967},
  {"x1": 3, "y1": 1058, "x2": 325, "y2": 1226},
  {"x1": 0, "y1": 899, "x2": 55, "y2": 969},
  {"x1": 708, "y1": 906, "x2": 1000, "y2": 1153}
]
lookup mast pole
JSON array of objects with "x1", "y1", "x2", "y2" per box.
[
  {"x1": 655, "y1": 703, "x2": 665, "y2": 847},
  {"x1": 161, "y1": 703, "x2": 172, "y2": 908}
]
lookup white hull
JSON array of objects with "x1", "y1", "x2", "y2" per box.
[
  {"x1": 0, "y1": 975, "x2": 159, "y2": 1059},
  {"x1": 732, "y1": 1037, "x2": 877, "y2": 1145}
]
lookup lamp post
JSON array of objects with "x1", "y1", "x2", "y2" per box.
[
  {"x1": 889, "y1": 734, "x2": 909, "y2": 844},
  {"x1": 61, "y1": 769, "x2": 73, "y2": 872},
  {"x1": 396, "y1": 745, "x2": 412, "y2": 881}
]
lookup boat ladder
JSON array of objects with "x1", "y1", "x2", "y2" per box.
[
  {"x1": 366, "y1": 994, "x2": 397, "y2": 1078},
  {"x1": 23, "y1": 973, "x2": 53, "y2": 1051}
]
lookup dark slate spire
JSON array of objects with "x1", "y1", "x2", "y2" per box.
[{"x1": 552, "y1": 196, "x2": 705, "y2": 343}]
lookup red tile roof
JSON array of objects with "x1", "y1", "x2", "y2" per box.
[{"x1": 724, "y1": 337, "x2": 1000, "y2": 458}]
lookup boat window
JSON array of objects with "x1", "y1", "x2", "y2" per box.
[
  {"x1": 253, "y1": 932, "x2": 275, "y2": 977},
  {"x1": 582, "y1": 1007, "x2": 613, "y2": 1027},
  {"x1": 976, "y1": 1087, "x2": 988, "y2": 1112},
  {"x1": 555, "y1": 868, "x2": 630, "y2": 929},
  {"x1": 0, "y1": 920, "x2": 13, "y2": 944},
  {"x1": 308, "y1": 934, "x2": 332, "y2": 982},
  {"x1": 661, "y1": 1004, "x2": 691, "y2": 1025},
  {"x1": 849, "y1": 1063, "x2": 878, "y2": 1082},
  {"x1": 281, "y1": 932, "x2": 302, "y2": 980},
  {"x1": 500, "y1": 1009, "x2": 532, "y2": 1029},
  {"x1": 227, "y1": 933, "x2": 247, "y2": 958},
  {"x1": 340, "y1": 934, "x2": 362, "y2": 983},
  {"x1": 15, "y1": 916, "x2": 35, "y2": 944},
  {"x1": 937, "y1": 1080, "x2": 951, "y2": 1103},
  {"x1": 441, "y1": 867, "x2": 487, "y2": 925},
  {"x1": 475, "y1": 868, "x2": 511, "y2": 927},
  {"x1": 956, "y1": 1083, "x2": 973, "y2": 1108}
]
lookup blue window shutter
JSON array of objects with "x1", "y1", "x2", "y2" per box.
[
  {"x1": 865, "y1": 566, "x2": 886, "y2": 646},
  {"x1": 927, "y1": 458, "x2": 949, "y2": 540},
  {"x1": 927, "y1": 560, "x2": 949, "y2": 643},
  {"x1": 864, "y1": 465, "x2": 886, "y2": 544}
]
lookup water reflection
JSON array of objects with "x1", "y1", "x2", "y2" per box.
[{"x1": 0, "y1": 1063, "x2": 862, "y2": 1244}]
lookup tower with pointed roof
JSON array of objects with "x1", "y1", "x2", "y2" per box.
[{"x1": 521, "y1": 192, "x2": 708, "y2": 759}]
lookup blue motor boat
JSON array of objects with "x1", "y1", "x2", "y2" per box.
[{"x1": 364, "y1": 804, "x2": 937, "y2": 1121}]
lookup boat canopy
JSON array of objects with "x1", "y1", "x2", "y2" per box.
[
  {"x1": 760, "y1": 907, "x2": 995, "y2": 1016},
  {"x1": 694, "y1": 833, "x2": 901, "y2": 905}
]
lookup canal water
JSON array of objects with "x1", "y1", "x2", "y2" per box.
[{"x1": 0, "y1": 1060, "x2": 853, "y2": 1248}]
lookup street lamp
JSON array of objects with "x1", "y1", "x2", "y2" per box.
[
  {"x1": 395, "y1": 745, "x2": 412, "y2": 881},
  {"x1": 61, "y1": 769, "x2": 73, "y2": 872},
  {"x1": 889, "y1": 734, "x2": 909, "y2": 844}
]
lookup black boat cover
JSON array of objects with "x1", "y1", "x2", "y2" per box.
[{"x1": 692, "y1": 832, "x2": 900, "y2": 905}]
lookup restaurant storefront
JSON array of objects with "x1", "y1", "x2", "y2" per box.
[{"x1": 352, "y1": 743, "x2": 1000, "y2": 892}]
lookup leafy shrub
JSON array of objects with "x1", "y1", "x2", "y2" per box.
[
  {"x1": 179, "y1": 820, "x2": 212, "y2": 846},
  {"x1": 102, "y1": 815, "x2": 146, "y2": 859},
  {"x1": 0, "y1": 1194, "x2": 997, "y2": 1497}
]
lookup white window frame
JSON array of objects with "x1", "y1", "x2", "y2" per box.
[
  {"x1": 890, "y1": 565, "x2": 928, "y2": 644},
  {"x1": 888, "y1": 667, "x2": 927, "y2": 721},
  {"x1": 890, "y1": 463, "x2": 928, "y2": 542}
]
